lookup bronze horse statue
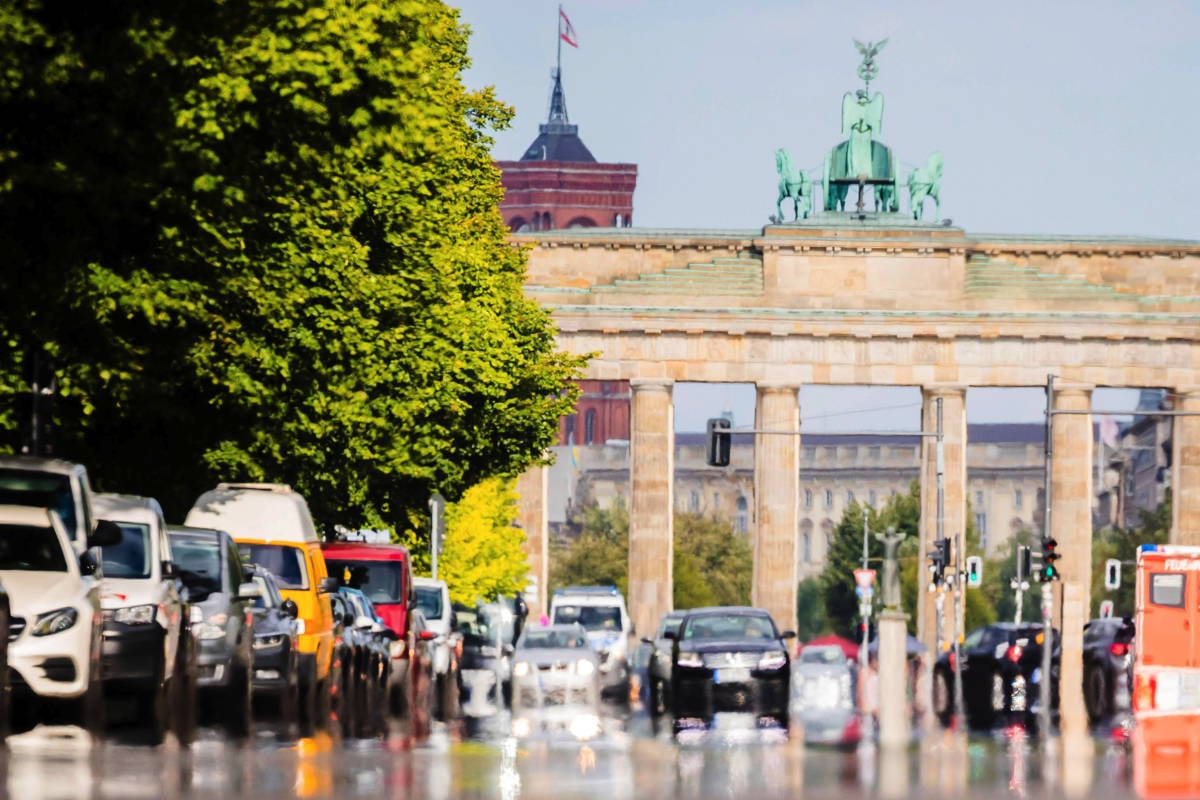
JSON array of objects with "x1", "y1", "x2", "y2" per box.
[{"x1": 775, "y1": 148, "x2": 811, "y2": 221}]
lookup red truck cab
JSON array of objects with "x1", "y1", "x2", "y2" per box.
[{"x1": 321, "y1": 539, "x2": 433, "y2": 728}]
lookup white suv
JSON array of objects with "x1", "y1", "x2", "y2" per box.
[
  {"x1": 93, "y1": 493, "x2": 194, "y2": 745},
  {"x1": 549, "y1": 586, "x2": 633, "y2": 702},
  {"x1": 414, "y1": 577, "x2": 459, "y2": 719},
  {"x1": 0, "y1": 504, "x2": 105, "y2": 732}
]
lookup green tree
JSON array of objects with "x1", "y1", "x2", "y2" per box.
[
  {"x1": 433, "y1": 477, "x2": 529, "y2": 606},
  {"x1": 1092, "y1": 491, "x2": 1171, "y2": 618},
  {"x1": 673, "y1": 512, "x2": 752, "y2": 609},
  {"x1": 0, "y1": 1, "x2": 584, "y2": 531},
  {"x1": 795, "y1": 577, "x2": 828, "y2": 641},
  {"x1": 550, "y1": 502, "x2": 629, "y2": 597}
]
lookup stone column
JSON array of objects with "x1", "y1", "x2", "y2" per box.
[
  {"x1": 1172, "y1": 387, "x2": 1200, "y2": 545},
  {"x1": 753, "y1": 383, "x2": 800, "y2": 634},
  {"x1": 918, "y1": 386, "x2": 967, "y2": 658},
  {"x1": 1051, "y1": 383, "x2": 1093, "y2": 736},
  {"x1": 877, "y1": 609, "x2": 910, "y2": 749},
  {"x1": 515, "y1": 464, "x2": 549, "y2": 620},
  {"x1": 628, "y1": 379, "x2": 674, "y2": 640}
]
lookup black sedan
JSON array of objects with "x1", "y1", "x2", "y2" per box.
[
  {"x1": 665, "y1": 606, "x2": 794, "y2": 734},
  {"x1": 932, "y1": 622, "x2": 1060, "y2": 729},
  {"x1": 1082, "y1": 617, "x2": 1134, "y2": 724},
  {"x1": 245, "y1": 566, "x2": 301, "y2": 721}
]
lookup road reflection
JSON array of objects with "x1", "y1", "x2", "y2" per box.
[{"x1": 0, "y1": 710, "x2": 1149, "y2": 799}]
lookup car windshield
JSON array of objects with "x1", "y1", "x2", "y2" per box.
[
  {"x1": 101, "y1": 522, "x2": 152, "y2": 579},
  {"x1": 0, "y1": 523, "x2": 68, "y2": 571},
  {"x1": 520, "y1": 629, "x2": 587, "y2": 650},
  {"x1": 171, "y1": 537, "x2": 223, "y2": 597},
  {"x1": 0, "y1": 470, "x2": 76, "y2": 538},
  {"x1": 457, "y1": 606, "x2": 499, "y2": 646},
  {"x1": 552, "y1": 604, "x2": 622, "y2": 632},
  {"x1": 324, "y1": 559, "x2": 403, "y2": 605},
  {"x1": 681, "y1": 613, "x2": 776, "y2": 641},
  {"x1": 416, "y1": 586, "x2": 443, "y2": 620},
  {"x1": 239, "y1": 543, "x2": 307, "y2": 590},
  {"x1": 800, "y1": 646, "x2": 845, "y2": 665}
]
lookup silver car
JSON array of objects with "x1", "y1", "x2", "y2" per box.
[
  {"x1": 510, "y1": 623, "x2": 602, "y2": 739},
  {"x1": 792, "y1": 644, "x2": 859, "y2": 747}
]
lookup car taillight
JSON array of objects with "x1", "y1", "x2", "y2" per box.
[
  {"x1": 1110, "y1": 642, "x2": 1130, "y2": 657},
  {"x1": 948, "y1": 652, "x2": 955, "y2": 671},
  {"x1": 1005, "y1": 645, "x2": 1024, "y2": 663}
]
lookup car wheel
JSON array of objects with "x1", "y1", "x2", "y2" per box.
[
  {"x1": 80, "y1": 632, "x2": 106, "y2": 736},
  {"x1": 143, "y1": 673, "x2": 169, "y2": 746},
  {"x1": 341, "y1": 660, "x2": 359, "y2": 738},
  {"x1": 1084, "y1": 666, "x2": 1108, "y2": 724},
  {"x1": 298, "y1": 656, "x2": 319, "y2": 736},
  {"x1": 932, "y1": 669, "x2": 953, "y2": 726},
  {"x1": 171, "y1": 639, "x2": 197, "y2": 748},
  {"x1": 225, "y1": 662, "x2": 253, "y2": 739}
]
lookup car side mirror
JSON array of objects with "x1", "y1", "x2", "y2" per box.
[
  {"x1": 663, "y1": 630, "x2": 676, "y2": 640},
  {"x1": 318, "y1": 576, "x2": 339, "y2": 594},
  {"x1": 641, "y1": 636, "x2": 654, "y2": 645},
  {"x1": 79, "y1": 551, "x2": 99, "y2": 576},
  {"x1": 281, "y1": 599, "x2": 299, "y2": 619},
  {"x1": 89, "y1": 520, "x2": 122, "y2": 548},
  {"x1": 236, "y1": 581, "x2": 263, "y2": 602},
  {"x1": 161, "y1": 560, "x2": 177, "y2": 579},
  {"x1": 781, "y1": 630, "x2": 797, "y2": 640}
]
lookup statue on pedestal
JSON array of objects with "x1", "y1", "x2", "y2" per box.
[
  {"x1": 824, "y1": 39, "x2": 898, "y2": 213},
  {"x1": 876, "y1": 526, "x2": 906, "y2": 610}
]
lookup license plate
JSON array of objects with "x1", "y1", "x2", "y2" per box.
[{"x1": 714, "y1": 668, "x2": 750, "y2": 684}]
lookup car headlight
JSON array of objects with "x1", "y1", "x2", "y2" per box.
[
  {"x1": 113, "y1": 604, "x2": 157, "y2": 625},
  {"x1": 676, "y1": 651, "x2": 704, "y2": 669},
  {"x1": 758, "y1": 651, "x2": 788, "y2": 670},
  {"x1": 197, "y1": 623, "x2": 226, "y2": 640},
  {"x1": 513, "y1": 661, "x2": 532, "y2": 678},
  {"x1": 575, "y1": 659, "x2": 595, "y2": 677},
  {"x1": 32, "y1": 607, "x2": 78, "y2": 637},
  {"x1": 254, "y1": 634, "x2": 287, "y2": 650}
]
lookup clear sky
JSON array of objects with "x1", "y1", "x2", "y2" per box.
[{"x1": 453, "y1": 1, "x2": 1196, "y2": 431}]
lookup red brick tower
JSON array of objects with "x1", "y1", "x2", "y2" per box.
[{"x1": 496, "y1": 68, "x2": 636, "y2": 231}]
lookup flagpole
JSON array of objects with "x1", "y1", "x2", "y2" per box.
[{"x1": 556, "y1": 4, "x2": 562, "y2": 80}]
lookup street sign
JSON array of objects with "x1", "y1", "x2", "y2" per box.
[
  {"x1": 855, "y1": 585, "x2": 874, "y2": 600},
  {"x1": 854, "y1": 568, "x2": 876, "y2": 589},
  {"x1": 1099, "y1": 599, "x2": 1114, "y2": 619}
]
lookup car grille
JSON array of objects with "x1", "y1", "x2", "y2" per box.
[
  {"x1": 8, "y1": 617, "x2": 25, "y2": 642},
  {"x1": 702, "y1": 652, "x2": 760, "y2": 669}
]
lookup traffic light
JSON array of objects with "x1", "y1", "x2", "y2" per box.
[
  {"x1": 705, "y1": 417, "x2": 732, "y2": 467},
  {"x1": 1041, "y1": 536, "x2": 1060, "y2": 582},
  {"x1": 1017, "y1": 545, "x2": 1032, "y2": 582},
  {"x1": 927, "y1": 537, "x2": 950, "y2": 587},
  {"x1": 965, "y1": 556, "x2": 983, "y2": 588}
]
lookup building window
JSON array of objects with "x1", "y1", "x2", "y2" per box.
[
  {"x1": 584, "y1": 409, "x2": 596, "y2": 445},
  {"x1": 802, "y1": 532, "x2": 811, "y2": 563},
  {"x1": 735, "y1": 497, "x2": 749, "y2": 534},
  {"x1": 805, "y1": 489, "x2": 813, "y2": 509},
  {"x1": 1014, "y1": 489, "x2": 1023, "y2": 509},
  {"x1": 614, "y1": 213, "x2": 623, "y2": 227},
  {"x1": 975, "y1": 512, "x2": 988, "y2": 546},
  {"x1": 713, "y1": 493, "x2": 719, "y2": 510},
  {"x1": 976, "y1": 491, "x2": 984, "y2": 508},
  {"x1": 868, "y1": 490, "x2": 877, "y2": 507},
  {"x1": 564, "y1": 414, "x2": 577, "y2": 444},
  {"x1": 542, "y1": 211, "x2": 552, "y2": 230},
  {"x1": 689, "y1": 491, "x2": 699, "y2": 512},
  {"x1": 847, "y1": 490, "x2": 855, "y2": 506},
  {"x1": 825, "y1": 489, "x2": 833, "y2": 509}
]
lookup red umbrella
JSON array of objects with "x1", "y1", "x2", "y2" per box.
[{"x1": 798, "y1": 633, "x2": 859, "y2": 659}]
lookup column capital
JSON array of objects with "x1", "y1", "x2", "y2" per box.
[
  {"x1": 755, "y1": 381, "x2": 800, "y2": 395},
  {"x1": 1052, "y1": 381, "x2": 1094, "y2": 399},
  {"x1": 921, "y1": 383, "x2": 967, "y2": 398},
  {"x1": 629, "y1": 378, "x2": 674, "y2": 392}
]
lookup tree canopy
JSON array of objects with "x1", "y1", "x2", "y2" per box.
[
  {"x1": 0, "y1": 0, "x2": 584, "y2": 530},
  {"x1": 433, "y1": 477, "x2": 529, "y2": 606}
]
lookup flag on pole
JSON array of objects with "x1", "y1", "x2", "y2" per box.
[
  {"x1": 559, "y1": 8, "x2": 578, "y2": 48},
  {"x1": 1099, "y1": 414, "x2": 1119, "y2": 449}
]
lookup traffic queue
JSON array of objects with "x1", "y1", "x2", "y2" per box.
[{"x1": 0, "y1": 453, "x2": 461, "y2": 744}]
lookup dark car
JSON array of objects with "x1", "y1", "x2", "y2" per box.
[
  {"x1": 337, "y1": 585, "x2": 393, "y2": 738},
  {"x1": 245, "y1": 566, "x2": 301, "y2": 721},
  {"x1": 666, "y1": 606, "x2": 794, "y2": 735},
  {"x1": 168, "y1": 525, "x2": 258, "y2": 737},
  {"x1": 638, "y1": 609, "x2": 686, "y2": 717},
  {"x1": 1082, "y1": 617, "x2": 1135, "y2": 724},
  {"x1": 932, "y1": 622, "x2": 1060, "y2": 729}
]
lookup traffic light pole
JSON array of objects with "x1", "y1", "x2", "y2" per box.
[{"x1": 1040, "y1": 376, "x2": 1054, "y2": 735}]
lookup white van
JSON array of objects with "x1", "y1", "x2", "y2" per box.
[
  {"x1": 549, "y1": 586, "x2": 633, "y2": 702},
  {"x1": 92, "y1": 493, "x2": 194, "y2": 744},
  {"x1": 184, "y1": 483, "x2": 319, "y2": 543}
]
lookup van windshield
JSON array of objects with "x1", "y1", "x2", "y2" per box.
[
  {"x1": 238, "y1": 544, "x2": 308, "y2": 590},
  {"x1": 0, "y1": 470, "x2": 76, "y2": 539},
  {"x1": 325, "y1": 559, "x2": 404, "y2": 606},
  {"x1": 553, "y1": 604, "x2": 623, "y2": 632},
  {"x1": 100, "y1": 522, "x2": 152, "y2": 579}
]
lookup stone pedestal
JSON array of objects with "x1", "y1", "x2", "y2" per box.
[
  {"x1": 628, "y1": 379, "x2": 674, "y2": 639},
  {"x1": 877, "y1": 610, "x2": 910, "y2": 749},
  {"x1": 918, "y1": 385, "x2": 967, "y2": 658},
  {"x1": 515, "y1": 464, "x2": 549, "y2": 619},
  {"x1": 753, "y1": 384, "x2": 800, "y2": 633},
  {"x1": 1051, "y1": 384, "x2": 1093, "y2": 736},
  {"x1": 1173, "y1": 387, "x2": 1200, "y2": 545}
]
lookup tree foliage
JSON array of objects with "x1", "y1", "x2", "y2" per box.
[
  {"x1": 550, "y1": 502, "x2": 629, "y2": 596},
  {"x1": 433, "y1": 477, "x2": 528, "y2": 606},
  {"x1": 0, "y1": 1, "x2": 584, "y2": 531},
  {"x1": 1091, "y1": 491, "x2": 1170, "y2": 618}
]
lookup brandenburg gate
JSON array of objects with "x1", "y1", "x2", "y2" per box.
[{"x1": 513, "y1": 42, "x2": 1200, "y2": 734}]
